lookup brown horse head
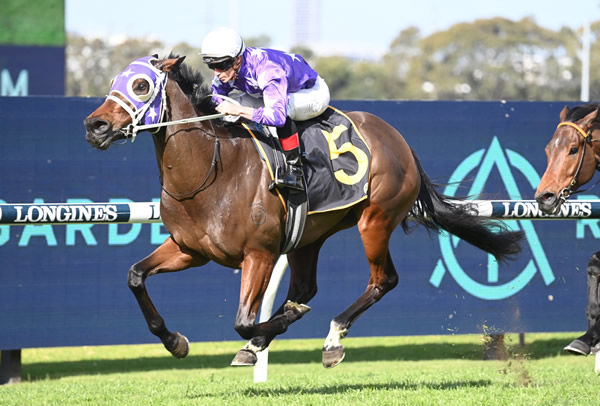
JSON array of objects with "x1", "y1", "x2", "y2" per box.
[
  {"x1": 535, "y1": 104, "x2": 600, "y2": 214},
  {"x1": 84, "y1": 55, "x2": 187, "y2": 150}
]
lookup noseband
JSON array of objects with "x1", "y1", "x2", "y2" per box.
[{"x1": 556, "y1": 121, "x2": 594, "y2": 203}]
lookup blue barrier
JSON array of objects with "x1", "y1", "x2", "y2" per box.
[
  {"x1": 2, "y1": 200, "x2": 599, "y2": 225},
  {"x1": 460, "y1": 200, "x2": 599, "y2": 219},
  {"x1": 0, "y1": 202, "x2": 160, "y2": 225},
  {"x1": 1, "y1": 97, "x2": 598, "y2": 353}
]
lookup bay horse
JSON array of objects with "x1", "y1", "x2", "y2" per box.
[
  {"x1": 535, "y1": 103, "x2": 600, "y2": 355},
  {"x1": 84, "y1": 55, "x2": 523, "y2": 368}
]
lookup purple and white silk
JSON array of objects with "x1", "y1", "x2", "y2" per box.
[
  {"x1": 211, "y1": 47, "x2": 319, "y2": 127},
  {"x1": 108, "y1": 56, "x2": 166, "y2": 132}
]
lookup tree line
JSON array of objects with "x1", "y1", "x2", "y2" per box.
[{"x1": 67, "y1": 17, "x2": 600, "y2": 101}]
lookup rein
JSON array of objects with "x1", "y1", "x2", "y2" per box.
[
  {"x1": 556, "y1": 121, "x2": 596, "y2": 203},
  {"x1": 110, "y1": 83, "x2": 226, "y2": 142},
  {"x1": 160, "y1": 118, "x2": 222, "y2": 201},
  {"x1": 133, "y1": 93, "x2": 240, "y2": 135},
  {"x1": 131, "y1": 112, "x2": 226, "y2": 135},
  {"x1": 153, "y1": 92, "x2": 226, "y2": 201}
]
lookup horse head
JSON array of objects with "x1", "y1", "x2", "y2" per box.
[
  {"x1": 84, "y1": 55, "x2": 186, "y2": 150},
  {"x1": 535, "y1": 105, "x2": 600, "y2": 214}
]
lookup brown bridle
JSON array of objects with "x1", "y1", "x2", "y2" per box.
[{"x1": 556, "y1": 121, "x2": 594, "y2": 203}]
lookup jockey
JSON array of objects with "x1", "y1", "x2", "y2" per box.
[{"x1": 200, "y1": 26, "x2": 331, "y2": 191}]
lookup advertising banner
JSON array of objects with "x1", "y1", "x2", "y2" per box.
[
  {"x1": 0, "y1": 45, "x2": 65, "y2": 96},
  {"x1": 0, "y1": 97, "x2": 595, "y2": 348}
]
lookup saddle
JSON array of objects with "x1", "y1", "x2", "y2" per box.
[{"x1": 243, "y1": 107, "x2": 372, "y2": 253}]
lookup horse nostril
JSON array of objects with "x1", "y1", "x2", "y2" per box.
[
  {"x1": 536, "y1": 192, "x2": 556, "y2": 204},
  {"x1": 85, "y1": 117, "x2": 110, "y2": 135}
]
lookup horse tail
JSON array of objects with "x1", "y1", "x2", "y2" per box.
[{"x1": 403, "y1": 149, "x2": 524, "y2": 263}]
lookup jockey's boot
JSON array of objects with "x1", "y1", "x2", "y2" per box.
[
  {"x1": 275, "y1": 118, "x2": 305, "y2": 191},
  {"x1": 277, "y1": 146, "x2": 305, "y2": 191}
]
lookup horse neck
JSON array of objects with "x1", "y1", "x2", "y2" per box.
[{"x1": 154, "y1": 79, "x2": 218, "y2": 196}]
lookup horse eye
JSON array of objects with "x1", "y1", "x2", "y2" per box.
[
  {"x1": 134, "y1": 81, "x2": 149, "y2": 94},
  {"x1": 126, "y1": 75, "x2": 155, "y2": 102},
  {"x1": 569, "y1": 146, "x2": 579, "y2": 155}
]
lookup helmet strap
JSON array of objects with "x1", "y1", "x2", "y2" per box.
[{"x1": 233, "y1": 55, "x2": 242, "y2": 79}]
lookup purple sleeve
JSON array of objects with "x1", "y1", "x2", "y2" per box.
[{"x1": 250, "y1": 62, "x2": 288, "y2": 127}]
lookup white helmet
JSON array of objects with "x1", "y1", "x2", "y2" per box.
[{"x1": 201, "y1": 27, "x2": 246, "y2": 64}]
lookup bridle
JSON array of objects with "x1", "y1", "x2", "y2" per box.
[
  {"x1": 106, "y1": 57, "x2": 226, "y2": 141},
  {"x1": 555, "y1": 121, "x2": 599, "y2": 204},
  {"x1": 106, "y1": 56, "x2": 234, "y2": 200}
]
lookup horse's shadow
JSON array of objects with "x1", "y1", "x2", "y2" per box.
[
  {"x1": 268, "y1": 338, "x2": 567, "y2": 364},
  {"x1": 188, "y1": 379, "x2": 494, "y2": 399},
  {"x1": 21, "y1": 338, "x2": 568, "y2": 381}
]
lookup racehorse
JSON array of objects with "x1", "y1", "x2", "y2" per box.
[
  {"x1": 535, "y1": 103, "x2": 600, "y2": 355},
  {"x1": 84, "y1": 55, "x2": 523, "y2": 368}
]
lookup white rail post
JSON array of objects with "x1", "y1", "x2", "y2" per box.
[{"x1": 253, "y1": 255, "x2": 288, "y2": 383}]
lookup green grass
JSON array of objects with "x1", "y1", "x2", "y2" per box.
[{"x1": 1, "y1": 333, "x2": 598, "y2": 405}]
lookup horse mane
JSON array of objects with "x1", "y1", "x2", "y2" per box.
[
  {"x1": 566, "y1": 103, "x2": 600, "y2": 122},
  {"x1": 166, "y1": 53, "x2": 216, "y2": 115}
]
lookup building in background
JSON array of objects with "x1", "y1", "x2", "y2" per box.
[{"x1": 292, "y1": 0, "x2": 321, "y2": 47}]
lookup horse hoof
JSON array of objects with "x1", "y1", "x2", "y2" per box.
[
  {"x1": 284, "y1": 301, "x2": 311, "y2": 316},
  {"x1": 322, "y1": 346, "x2": 345, "y2": 368},
  {"x1": 564, "y1": 339, "x2": 591, "y2": 356},
  {"x1": 169, "y1": 332, "x2": 190, "y2": 359},
  {"x1": 231, "y1": 348, "x2": 257, "y2": 366}
]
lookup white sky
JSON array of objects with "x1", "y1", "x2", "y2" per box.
[{"x1": 66, "y1": 0, "x2": 599, "y2": 58}]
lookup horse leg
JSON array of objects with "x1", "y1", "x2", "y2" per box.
[
  {"x1": 322, "y1": 204, "x2": 399, "y2": 368},
  {"x1": 565, "y1": 251, "x2": 600, "y2": 355},
  {"x1": 128, "y1": 237, "x2": 207, "y2": 358},
  {"x1": 233, "y1": 239, "x2": 323, "y2": 365}
]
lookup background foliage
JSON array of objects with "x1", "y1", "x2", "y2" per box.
[
  {"x1": 0, "y1": 0, "x2": 65, "y2": 46},
  {"x1": 66, "y1": 17, "x2": 600, "y2": 101}
]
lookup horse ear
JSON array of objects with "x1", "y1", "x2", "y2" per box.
[
  {"x1": 151, "y1": 56, "x2": 186, "y2": 72},
  {"x1": 581, "y1": 108, "x2": 599, "y2": 128},
  {"x1": 559, "y1": 105, "x2": 569, "y2": 122}
]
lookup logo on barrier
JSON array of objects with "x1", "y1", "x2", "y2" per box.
[
  {"x1": 429, "y1": 137, "x2": 555, "y2": 300},
  {"x1": 0, "y1": 198, "x2": 166, "y2": 247}
]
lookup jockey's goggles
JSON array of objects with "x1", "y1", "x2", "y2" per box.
[{"x1": 203, "y1": 56, "x2": 234, "y2": 71}]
